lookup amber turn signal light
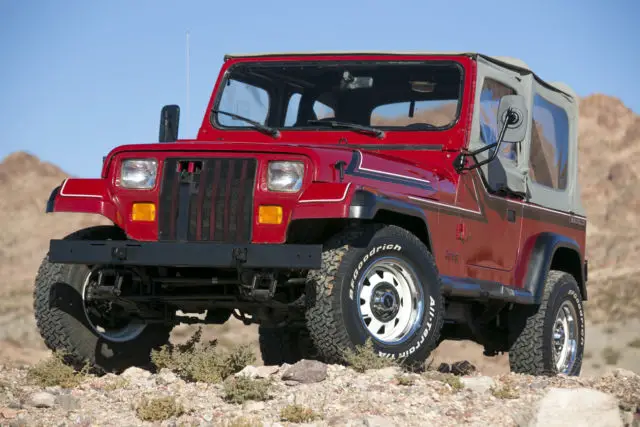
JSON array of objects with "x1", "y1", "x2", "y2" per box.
[
  {"x1": 258, "y1": 205, "x2": 283, "y2": 224},
  {"x1": 131, "y1": 203, "x2": 156, "y2": 221}
]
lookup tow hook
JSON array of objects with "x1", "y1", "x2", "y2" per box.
[{"x1": 249, "y1": 272, "x2": 277, "y2": 301}]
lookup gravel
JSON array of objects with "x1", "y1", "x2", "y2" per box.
[{"x1": 0, "y1": 363, "x2": 638, "y2": 426}]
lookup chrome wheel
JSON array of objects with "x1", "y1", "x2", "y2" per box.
[
  {"x1": 81, "y1": 269, "x2": 146, "y2": 343},
  {"x1": 356, "y1": 257, "x2": 424, "y2": 345},
  {"x1": 552, "y1": 300, "x2": 578, "y2": 374}
]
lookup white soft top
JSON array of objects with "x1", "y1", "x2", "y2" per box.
[{"x1": 223, "y1": 51, "x2": 574, "y2": 99}]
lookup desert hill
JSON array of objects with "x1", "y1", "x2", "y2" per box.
[{"x1": 0, "y1": 94, "x2": 639, "y2": 374}]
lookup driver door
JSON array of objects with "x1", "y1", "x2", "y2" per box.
[{"x1": 458, "y1": 69, "x2": 526, "y2": 278}]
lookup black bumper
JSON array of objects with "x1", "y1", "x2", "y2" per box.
[{"x1": 48, "y1": 240, "x2": 322, "y2": 270}]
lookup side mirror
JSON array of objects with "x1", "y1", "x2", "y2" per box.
[
  {"x1": 159, "y1": 105, "x2": 180, "y2": 143},
  {"x1": 453, "y1": 94, "x2": 529, "y2": 174},
  {"x1": 497, "y1": 95, "x2": 528, "y2": 143}
]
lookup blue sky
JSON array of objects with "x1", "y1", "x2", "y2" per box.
[{"x1": 1, "y1": 0, "x2": 638, "y2": 178}]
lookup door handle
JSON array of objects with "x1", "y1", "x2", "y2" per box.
[{"x1": 507, "y1": 209, "x2": 516, "y2": 223}]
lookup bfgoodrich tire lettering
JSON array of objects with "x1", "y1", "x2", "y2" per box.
[
  {"x1": 508, "y1": 270, "x2": 585, "y2": 376},
  {"x1": 305, "y1": 224, "x2": 444, "y2": 365}
]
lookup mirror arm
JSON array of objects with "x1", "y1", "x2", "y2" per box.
[{"x1": 454, "y1": 107, "x2": 513, "y2": 173}]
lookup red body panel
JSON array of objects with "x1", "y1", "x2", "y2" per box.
[{"x1": 50, "y1": 53, "x2": 586, "y2": 293}]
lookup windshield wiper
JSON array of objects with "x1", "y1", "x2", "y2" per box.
[
  {"x1": 211, "y1": 109, "x2": 280, "y2": 138},
  {"x1": 307, "y1": 120, "x2": 385, "y2": 139}
]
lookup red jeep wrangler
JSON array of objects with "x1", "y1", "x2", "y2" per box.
[{"x1": 36, "y1": 52, "x2": 587, "y2": 376}]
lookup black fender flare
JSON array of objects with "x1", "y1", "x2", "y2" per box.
[
  {"x1": 348, "y1": 189, "x2": 434, "y2": 255},
  {"x1": 46, "y1": 185, "x2": 62, "y2": 213},
  {"x1": 523, "y1": 232, "x2": 586, "y2": 304}
]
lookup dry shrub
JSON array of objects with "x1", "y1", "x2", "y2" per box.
[
  {"x1": 103, "y1": 377, "x2": 129, "y2": 391},
  {"x1": 395, "y1": 374, "x2": 416, "y2": 386},
  {"x1": 222, "y1": 376, "x2": 272, "y2": 404},
  {"x1": 26, "y1": 351, "x2": 89, "y2": 388},
  {"x1": 601, "y1": 347, "x2": 622, "y2": 365},
  {"x1": 343, "y1": 339, "x2": 398, "y2": 373},
  {"x1": 424, "y1": 371, "x2": 463, "y2": 392},
  {"x1": 151, "y1": 327, "x2": 256, "y2": 383},
  {"x1": 627, "y1": 338, "x2": 640, "y2": 348},
  {"x1": 491, "y1": 384, "x2": 520, "y2": 399},
  {"x1": 135, "y1": 395, "x2": 184, "y2": 422},
  {"x1": 280, "y1": 404, "x2": 321, "y2": 423}
]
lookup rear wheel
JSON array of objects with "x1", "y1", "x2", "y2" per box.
[
  {"x1": 305, "y1": 225, "x2": 444, "y2": 366},
  {"x1": 508, "y1": 270, "x2": 585, "y2": 376},
  {"x1": 33, "y1": 226, "x2": 172, "y2": 373},
  {"x1": 258, "y1": 324, "x2": 318, "y2": 365}
]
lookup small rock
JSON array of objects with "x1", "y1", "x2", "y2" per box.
[
  {"x1": 55, "y1": 394, "x2": 80, "y2": 411},
  {"x1": 281, "y1": 359, "x2": 328, "y2": 383},
  {"x1": 284, "y1": 380, "x2": 299, "y2": 386},
  {"x1": 612, "y1": 368, "x2": 638, "y2": 379},
  {"x1": 364, "y1": 415, "x2": 397, "y2": 427},
  {"x1": 255, "y1": 365, "x2": 280, "y2": 377},
  {"x1": 0, "y1": 407, "x2": 18, "y2": 419},
  {"x1": 202, "y1": 413, "x2": 214, "y2": 422},
  {"x1": 244, "y1": 401, "x2": 265, "y2": 412},
  {"x1": 156, "y1": 369, "x2": 178, "y2": 385},
  {"x1": 280, "y1": 363, "x2": 292, "y2": 371},
  {"x1": 450, "y1": 361, "x2": 476, "y2": 376},
  {"x1": 461, "y1": 376, "x2": 495, "y2": 394},
  {"x1": 367, "y1": 366, "x2": 400, "y2": 380},
  {"x1": 7, "y1": 401, "x2": 21, "y2": 410},
  {"x1": 28, "y1": 392, "x2": 56, "y2": 408},
  {"x1": 529, "y1": 380, "x2": 548, "y2": 390},
  {"x1": 44, "y1": 386, "x2": 61, "y2": 395},
  {"x1": 621, "y1": 411, "x2": 635, "y2": 427},
  {"x1": 121, "y1": 367, "x2": 151, "y2": 380},
  {"x1": 533, "y1": 388, "x2": 623, "y2": 427},
  {"x1": 236, "y1": 365, "x2": 279, "y2": 379}
]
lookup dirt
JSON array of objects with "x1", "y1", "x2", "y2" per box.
[{"x1": 0, "y1": 94, "x2": 639, "y2": 377}]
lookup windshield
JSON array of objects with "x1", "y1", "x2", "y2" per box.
[{"x1": 212, "y1": 60, "x2": 463, "y2": 132}]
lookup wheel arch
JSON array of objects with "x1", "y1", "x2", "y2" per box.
[
  {"x1": 286, "y1": 189, "x2": 433, "y2": 254},
  {"x1": 348, "y1": 189, "x2": 433, "y2": 254},
  {"x1": 523, "y1": 232, "x2": 586, "y2": 303}
]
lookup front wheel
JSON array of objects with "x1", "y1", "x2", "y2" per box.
[
  {"x1": 508, "y1": 270, "x2": 585, "y2": 376},
  {"x1": 305, "y1": 224, "x2": 444, "y2": 366},
  {"x1": 33, "y1": 226, "x2": 172, "y2": 373}
]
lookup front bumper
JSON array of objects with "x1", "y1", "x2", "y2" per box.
[{"x1": 48, "y1": 240, "x2": 322, "y2": 270}]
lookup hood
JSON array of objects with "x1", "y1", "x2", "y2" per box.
[{"x1": 103, "y1": 139, "x2": 442, "y2": 193}]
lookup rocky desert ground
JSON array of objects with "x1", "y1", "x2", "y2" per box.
[{"x1": 0, "y1": 94, "x2": 639, "y2": 426}]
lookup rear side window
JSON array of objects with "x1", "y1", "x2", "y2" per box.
[
  {"x1": 217, "y1": 79, "x2": 270, "y2": 126},
  {"x1": 529, "y1": 94, "x2": 570, "y2": 190},
  {"x1": 479, "y1": 78, "x2": 517, "y2": 163}
]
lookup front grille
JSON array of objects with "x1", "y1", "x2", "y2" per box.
[{"x1": 158, "y1": 158, "x2": 257, "y2": 243}]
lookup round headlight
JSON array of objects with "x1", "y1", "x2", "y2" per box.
[
  {"x1": 267, "y1": 161, "x2": 304, "y2": 192},
  {"x1": 119, "y1": 159, "x2": 158, "y2": 189}
]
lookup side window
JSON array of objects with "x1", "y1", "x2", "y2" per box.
[
  {"x1": 529, "y1": 94, "x2": 570, "y2": 190},
  {"x1": 284, "y1": 94, "x2": 335, "y2": 127},
  {"x1": 370, "y1": 100, "x2": 457, "y2": 127},
  {"x1": 479, "y1": 79, "x2": 517, "y2": 163},
  {"x1": 217, "y1": 79, "x2": 269, "y2": 127},
  {"x1": 284, "y1": 93, "x2": 302, "y2": 126},
  {"x1": 313, "y1": 101, "x2": 334, "y2": 119}
]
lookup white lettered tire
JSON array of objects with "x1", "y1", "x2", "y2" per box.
[{"x1": 305, "y1": 224, "x2": 444, "y2": 366}]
